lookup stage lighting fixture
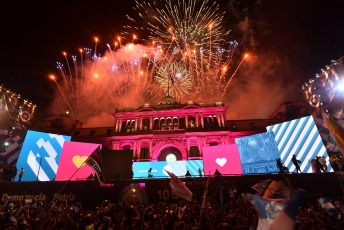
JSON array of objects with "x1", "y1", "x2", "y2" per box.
[
  {"x1": 337, "y1": 81, "x2": 344, "y2": 91},
  {"x1": 4, "y1": 142, "x2": 9, "y2": 146}
]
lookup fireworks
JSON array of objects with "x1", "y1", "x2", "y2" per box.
[
  {"x1": 50, "y1": 43, "x2": 166, "y2": 122},
  {"x1": 124, "y1": 0, "x2": 245, "y2": 101},
  {"x1": 50, "y1": 0, "x2": 248, "y2": 124}
]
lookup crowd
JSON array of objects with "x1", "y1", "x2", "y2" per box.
[
  {"x1": 0, "y1": 165, "x2": 18, "y2": 182},
  {"x1": 329, "y1": 155, "x2": 344, "y2": 172},
  {"x1": 0, "y1": 191, "x2": 343, "y2": 230},
  {"x1": 275, "y1": 154, "x2": 344, "y2": 174}
]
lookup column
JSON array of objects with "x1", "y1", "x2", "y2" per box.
[
  {"x1": 133, "y1": 141, "x2": 137, "y2": 158},
  {"x1": 186, "y1": 139, "x2": 190, "y2": 157},
  {"x1": 221, "y1": 112, "x2": 226, "y2": 127},
  {"x1": 140, "y1": 116, "x2": 143, "y2": 130},
  {"x1": 216, "y1": 112, "x2": 222, "y2": 127},
  {"x1": 185, "y1": 114, "x2": 189, "y2": 128},
  {"x1": 150, "y1": 116, "x2": 153, "y2": 130},
  {"x1": 119, "y1": 118, "x2": 123, "y2": 132},
  {"x1": 135, "y1": 117, "x2": 138, "y2": 131},
  {"x1": 137, "y1": 141, "x2": 141, "y2": 158},
  {"x1": 195, "y1": 113, "x2": 199, "y2": 127},
  {"x1": 114, "y1": 119, "x2": 118, "y2": 132},
  {"x1": 149, "y1": 140, "x2": 153, "y2": 159},
  {"x1": 200, "y1": 113, "x2": 204, "y2": 128}
]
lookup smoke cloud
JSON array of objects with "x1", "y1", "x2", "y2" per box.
[{"x1": 48, "y1": 44, "x2": 161, "y2": 127}]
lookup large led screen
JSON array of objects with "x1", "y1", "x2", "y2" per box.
[
  {"x1": 133, "y1": 160, "x2": 204, "y2": 179},
  {"x1": 267, "y1": 116, "x2": 330, "y2": 173},
  {"x1": 202, "y1": 144, "x2": 243, "y2": 176},
  {"x1": 15, "y1": 130, "x2": 71, "y2": 181},
  {"x1": 55, "y1": 141, "x2": 101, "y2": 181},
  {"x1": 235, "y1": 131, "x2": 280, "y2": 174}
]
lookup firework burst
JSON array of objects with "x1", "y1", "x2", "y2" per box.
[
  {"x1": 125, "y1": 0, "x2": 245, "y2": 101},
  {"x1": 51, "y1": 0, "x2": 248, "y2": 125}
]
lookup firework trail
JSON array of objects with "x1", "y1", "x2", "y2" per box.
[
  {"x1": 50, "y1": 0, "x2": 248, "y2": 125},
  {"x1": 50, "y1": 42, "x2": 167, "y2": 123},
  {"x1": 125, "y1": 0, "x2": 246, "y2": 101}
]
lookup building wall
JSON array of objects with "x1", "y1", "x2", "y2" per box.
[{"x1": 71, "y1": 103, "x2": 262, "y2": 162}]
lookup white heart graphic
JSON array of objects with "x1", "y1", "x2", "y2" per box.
[{"x1": 216, "y1": 158, "x2": 227, "y2": 167}]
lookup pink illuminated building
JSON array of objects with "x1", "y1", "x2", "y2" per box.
[{"x1": 69, "y1": 96, "x2": 276, "y2": 162}]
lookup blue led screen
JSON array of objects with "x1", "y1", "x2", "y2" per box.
[
  {"x1": 133, "y1": 160, "x2": 204, "y2": 179},
  {"x1": 235, "y1": 131, "x2": 280, "y2": 174},
  {"x1": 15, "y1": 130, "x2": 71, "y2": 181},
  {"x1": 267, "y1": 116, "x2": 329, "y2": 173}
]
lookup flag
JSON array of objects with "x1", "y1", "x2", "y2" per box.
[
  {"x1": 252, "y1": 195, "x2": 285, "y2": 230},
  {"x1": 165, "y1": 169, "x2": 192, "y2": 201},
  {"x1": 85, "y1": 147, "x2": 105, "y2": 186},
  {"x1": 322, "y1": 111, "x2": 344, "y2": 154},
  {"x1": 251, "y1": 179, "x2": 272, "y2": 194}
]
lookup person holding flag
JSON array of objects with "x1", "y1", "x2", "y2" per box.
[
  {"x1": 85, "y1": 146, "x2": 105, "y2": 186},
  {"x1": 164, "y1": 169, "x2": 192, "y2": 202}
]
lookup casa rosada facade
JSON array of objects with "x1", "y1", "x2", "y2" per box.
[{"x1": 71, "y1": 96, "x2": 267, "y2": 162}]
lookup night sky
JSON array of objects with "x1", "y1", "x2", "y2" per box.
[{"x1": 1, "y1": 0, "x2": 344, "y2": 121}]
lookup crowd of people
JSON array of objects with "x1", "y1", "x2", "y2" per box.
[
  {"x1": 329, "y1": 155, "x2": 344, "y2": 172},
  {"x1": 276, "y1": 154, "x2": 344, "y2": 173},
  {"x1": 0, "y1": 191, "x2": 343, "y2": 230},
  {"x1": 0, "y1": 165, "x2": 18, "y2": 182}
]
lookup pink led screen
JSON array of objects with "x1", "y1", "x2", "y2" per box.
[
  {"x1": 202, "y1": 144, "x2": 243, "y2": 176},
  {"x1": 55, "y1": 141, "x2": 101, "y2": 181}
]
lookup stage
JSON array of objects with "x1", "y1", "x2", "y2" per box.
[{"x1": 0, "y1": 173, "x2": 343, "y2": 208}]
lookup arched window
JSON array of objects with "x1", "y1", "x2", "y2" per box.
[
  {"x1": 143, "y1": 118, "x2": 149, "y2": 130},
  {"x1": 139, "y1": 148, "x2": 149, "y2": 159},
  {"x1": 153, "y1": 118, "x2": 159, "y2": 130},
  {"x1": 173, "y1": 117, "x2": 178, "y2": 129},
  {"x1": 126, "y1": 120, "x2": 131, "y2": 132},
  {"x1": 203, "y1": 117, "x2": 209, "y2": 128},
  {"x1": 121, "y1": 121, "x2": 127, "y2": 132},
  {"x1": 179, "y1": 118, "x2": 185, "y2": 129},
  {"x1": 166, "y1": 118, "x2": 172, "y2": 130},
  {"x1": 208, "y1": 116, "x2": 214, "y2": 128},
  {"x1": 188, "y1": 116, "x2": 196, "y2": 128},
  {"x1": 131, "y1": 120, "x2": 135, "y2": 132},
  {"x1": 160, "y1": 118, "x2": 166, "y2": 130},
  {"x1": 189, "y1": 146, "x2": 200, "y2": 157},
  {"x1": 213, "y1": 116, "x2": 219, "y2": 127}
]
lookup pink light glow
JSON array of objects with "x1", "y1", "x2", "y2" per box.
[
  {"x1": 138, "y1": 183, "x2": 146, "y2": 188},
  {"x1": 55, "y1": 141, "x2": 101, "y2": 181},
  {"x1": 202, "y1": 144, "x2": 243, "y2": 176}
]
